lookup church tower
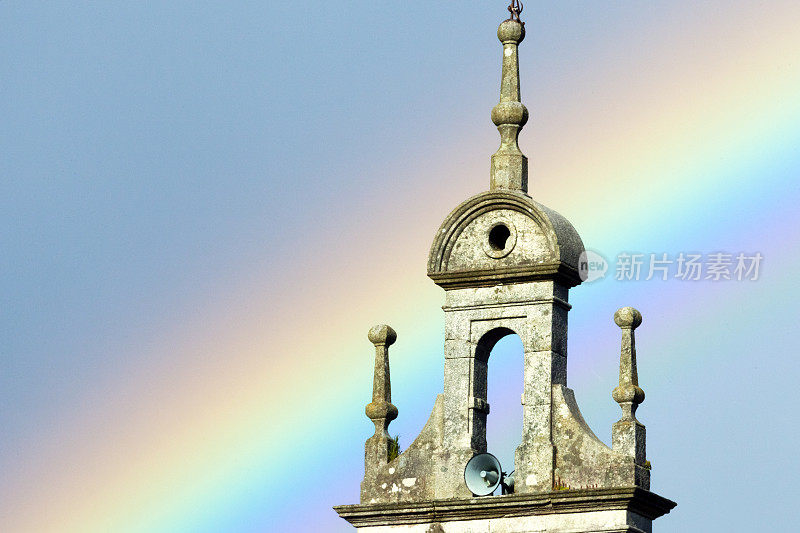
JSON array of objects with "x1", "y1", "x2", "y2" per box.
[{"x1": 335, "y1": 4, "x2": 676, "y2": 531}]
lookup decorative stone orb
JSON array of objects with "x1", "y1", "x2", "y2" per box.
[
  {"x1": 614, "y1": 307, "x2": 643, "y2": 329},
  {"x1": 498, "y1": 19, "x2": 525, "y2": 43},
  {"x1": 368, "y1": 324, "x2": 397, "y2": 346},
  {"x1": 365, "y1": 400, "x2": 398, "y2": 422},
  {"x1": 613, "y1": 383, "x2": 646, "y2": 405},
  {"x1": 491, "y1": 101, "x2": 529, "y2": 127}
]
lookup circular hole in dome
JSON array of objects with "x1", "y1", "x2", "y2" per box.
[{"x1": 488, "y1": 224, "x2": 511, "y2": 251}]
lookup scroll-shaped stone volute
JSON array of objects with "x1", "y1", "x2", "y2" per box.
[
  {"x1": 364, "y1": 325, "x2": 398, "y2": 475},
  {"x1": 611, "y1": 307, "x2": 647, "y2": 465}
]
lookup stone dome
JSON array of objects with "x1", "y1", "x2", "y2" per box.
[{"x1": 427, "y1": 191, "x2": 585, "y2": 289}]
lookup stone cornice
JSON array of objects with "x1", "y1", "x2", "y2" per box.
[
  {"x1": 428, "y1": 262, "x2": 582, "y2": 290},
  {"x1": 334, "y1": 488, "x2": 676, "y2": 528}
]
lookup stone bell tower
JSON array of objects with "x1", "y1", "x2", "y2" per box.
[{"x1": 335, "y1": 4, "x2": 675, "y2": 532}]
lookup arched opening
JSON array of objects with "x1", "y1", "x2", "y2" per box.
[{"x1": 474, "y1": 328, "x2": 524, "y2": 494}]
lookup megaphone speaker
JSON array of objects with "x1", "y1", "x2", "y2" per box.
[
  {"x1": 464, "y1": 453, "x2": 503, "y2": 496},
  {"x1": 503, "y1": 471, "x2": 515, "y2": 494}
]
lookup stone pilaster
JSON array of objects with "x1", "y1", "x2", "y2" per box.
[
  {"x1": 515, "y1": 289, "x2": 570, "y2": 493},
  {"x1": 438, "y1": 323, "x2": 486, "y2": 499}
]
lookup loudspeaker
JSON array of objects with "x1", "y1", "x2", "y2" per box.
[
  {"x1": 464, "y1": 453, "x2": 503, "y2": 496},
  {"x1": 503, "y1": 471, "x2": 515, "y2": 494}
]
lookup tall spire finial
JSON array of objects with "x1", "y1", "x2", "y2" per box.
[{"x1": 490, "y1": 6, "x2": 529, "y2": 193}]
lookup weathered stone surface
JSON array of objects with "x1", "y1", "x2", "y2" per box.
[
  {"x1": 336, "y1": 488, "x2": 676, "y2": 532},
  {"x1": 339, "y1": 10, "x2": 673, "y2": 531},
  {"x1": 612, "y1": 307, "x2": 647, "y2": 469},
  {"x1": 362, "y1": 325, "x2": 400, "y2": 501},
  {"x1": 428, "y1": 192, "x2": 585, "y2": 290},
  {"x1": 359, "y1": 288, "x2": 655, "y2": 504},
  {"x1": 444, "y1": 281, "x2": 558, "y2": 308},
  {"x1": 362, "y1": 395, "x2": 445, "y2": 504},
  {"x1": 491, "y1": 19, "x2": 528, "y2": 192}
]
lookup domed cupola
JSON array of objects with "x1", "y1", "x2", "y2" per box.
[
  {"x1": 428, "y1": 17, "x2": 584, "y2": 289},
  {"x1": 427, "y1": 191, "x2": 585, "y2": 289}
]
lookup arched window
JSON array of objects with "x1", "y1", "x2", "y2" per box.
[
  {"x1": 486, "y1": 333, "x2": 524, "y2": 487},
  {"x1": 473, "y1": 328, "x2": 524, "y2": 494}
]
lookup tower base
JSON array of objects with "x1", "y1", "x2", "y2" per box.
[{"x1": 334, "y1": 488, "x2": 675, "y2": 533}]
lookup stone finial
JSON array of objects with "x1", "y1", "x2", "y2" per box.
[
  {"x1": 612, "y1": 307, "x2": 645, "y2": 418},
  {"x1": 490, "y1": 18, "x2": 529, "y2": 193},
  {"x1": 368, "y1": 324, "x2": 397, "y2": 347},
  {"x1": 364, "y1": 325, "x2": 398, "y2": 474},
  {"x1": 611, "y1": 307, "x2": 646, "y2": 464}
]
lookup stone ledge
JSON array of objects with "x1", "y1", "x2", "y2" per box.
[
  {"x1": 334, "y1": 488, "x2": 675, "y2": 528},
  {"x1": 442, "y1": 297, "x2": 572, "y2": 313},
  {"x1": 428, "y1": 263, "x2": 582, "y2": 290}
]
